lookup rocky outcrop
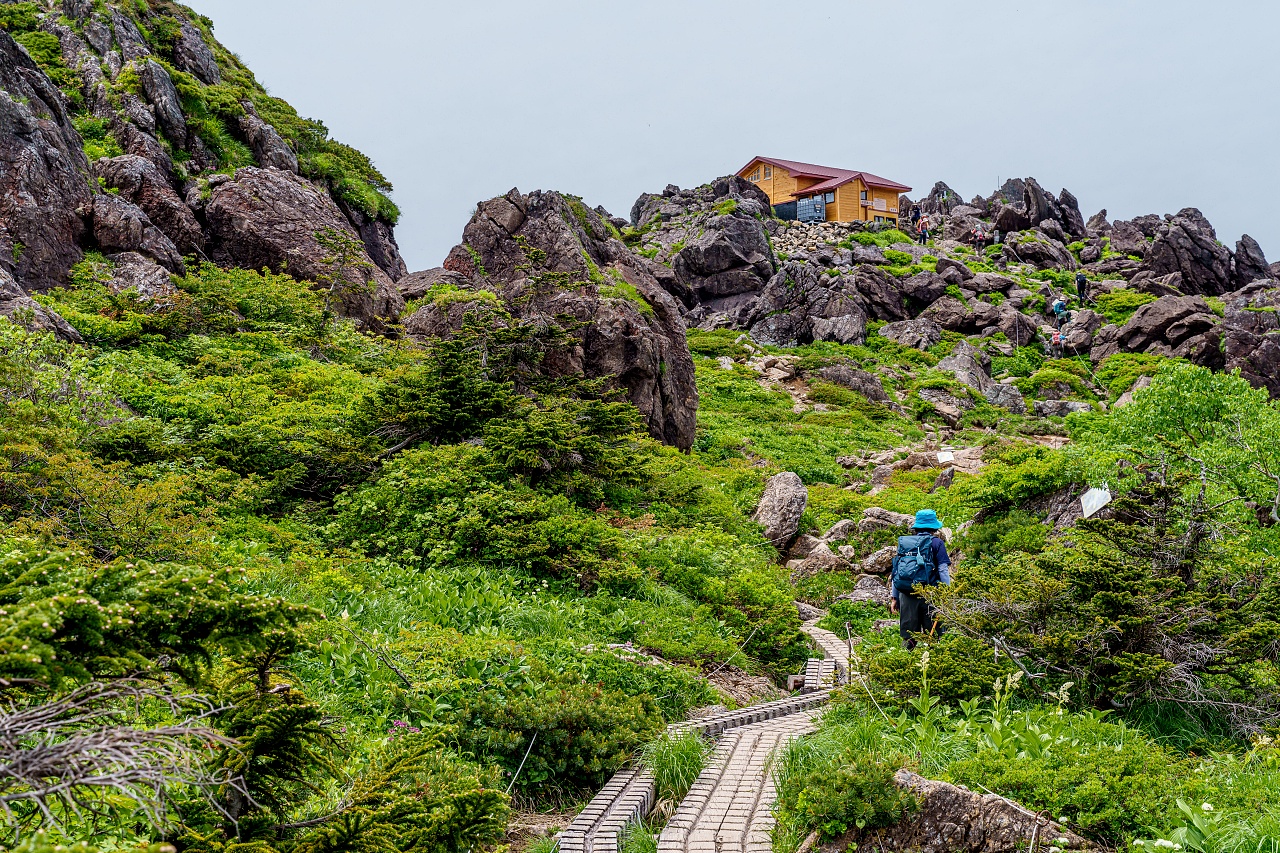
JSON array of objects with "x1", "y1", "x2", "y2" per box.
[
  {"x1": 91, "y1": 194, "x2": 185, "y2": 273},
  {"x1": 838, "y1": 770, "x2": 1096, "y2": 853},
  {"x1": 1233, "y1": 235, "x2": 1270, "y2": 288},
  {"x1": 1090, "y1": 294, "x2": 1222, "y2": 367},
  {"x1": 206, "y1": 167, "x2": 404, "y2": 332},
  {"x1": 937, "y1": 341, "x2": 1026, "y2": 413},
  {"x1": 237, "y1": 104, "x2": 299, "y2": 174},
  {"x1": 171, "y1": 19, "x2": 220, "y2": 85},
  {"x1": 879, "y1": 317, "x2": 942, "y2": 350},
  {"x1": 137, "y1": 60, "x2": 187, "y2": 145},
  {"x1": 1148, "y1": 208, "x2": 1234, "y2": 295},
  {"x1": 752, "y1": 472, "x2": 808, "y2": 551},
  {"x1": 0, "y1": 29, "x2": 93, "y2": 290},
  {"x1": 0, "y1": 268, "x2": 82, "y2": 342},
  {"x1": 818, "y1": 365, "x2": 890, "y2": 402},
  {"x1": 1221, "y1": 281, "x2": 1280, "y2": 396},
  {"x1": 439, "y1": 188, "x2": 698, "y2": 449},
  {"x1": 94, "y1": 155, "x2": 204, "y2": 254}
]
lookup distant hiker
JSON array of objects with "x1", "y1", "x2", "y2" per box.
[
  {"x1": 1075, "y1": 271, "x2": 1092, "y2": 305},
  {"x1": 1052, "y1": 298, "x2": 1070, "y2": 330},
  {"x1": 1050, "y1": 328, "x2": 1064, "y2": 358},
  {"x1": 917, "y1": 219, "x2": 930, "y2": 245},
  {"x1": 889, "y1": 510, "x2": 951, "y2": 650},
  {"x1": 910, "y1": 204, "x2": 921, "y2": 226},
  {"x1": 971, "y1": 225, "x2": 987, "y2": 253}
]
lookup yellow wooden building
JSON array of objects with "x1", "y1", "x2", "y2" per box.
[{"x1": 736, "y1": 156, "x2": 911, "y2": 224}]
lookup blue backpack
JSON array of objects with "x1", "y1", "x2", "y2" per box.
[{"x1": 892, "y1": 534, "x2": 937, "y2": 594}]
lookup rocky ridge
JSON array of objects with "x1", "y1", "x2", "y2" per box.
[{"x1": 0, "y1": 1, "x2": 405, "y2": 331}]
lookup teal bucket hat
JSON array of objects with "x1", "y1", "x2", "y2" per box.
[{"x1": 914, "y1": 509, "x2": 942, "y2": 529}]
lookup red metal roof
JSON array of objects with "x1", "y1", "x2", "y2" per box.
[{"x1": 737, "y1": 156, "x2": 912, "y2": 194}]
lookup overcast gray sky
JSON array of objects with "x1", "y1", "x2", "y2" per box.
[{"x1": 190, "y1": 0, "x2": 1279, "y2": 273}]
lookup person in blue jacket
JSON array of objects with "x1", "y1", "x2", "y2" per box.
[{"x1": 889, "y1": 509, "x2": 951, "y2": 649}]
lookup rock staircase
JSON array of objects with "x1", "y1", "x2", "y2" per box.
[{"x1": 560, "y1": 615, "x2": 845, "y2": 853}]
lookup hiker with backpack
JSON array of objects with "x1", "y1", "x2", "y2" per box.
[
  {"x1": 889, "y1": 510, "x2": 951, "y2": 650},
  {"x1": 916, "y1": 218, "x2": 930, "y2": 246},
  {"x1": 1074, "y1": 271, "x2": 1092, "y2": 306}
]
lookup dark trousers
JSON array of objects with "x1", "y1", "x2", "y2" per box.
[{"x1": 898, "y1": 591, "x2": 942, "y2": 649}]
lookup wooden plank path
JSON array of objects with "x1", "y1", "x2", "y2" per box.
[
  {"x1": 656, "y1": 710, "x2": 821, "y2": 853},
  {"x1": 560, "y1": 612, "x2": 852, "y2": 853}
]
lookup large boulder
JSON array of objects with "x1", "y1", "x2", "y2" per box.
[
  {"x1": 936, "y1": 341, "x2": 1026, "y2": 413},
  {"x1": 205, "y1": 167, "x2": 404, "y2": 332},
  {"x1": 752, "y1": 472, "x2": 808, "y2": 552},
  {"x1": 818, "y1": 365, "x2": 890, "y2": 402},
  {"x1": 1221, "y1": 280, "x2": 1280, "y2": 397},
  {"x1": 0, "y1": 267, "x2": 82, "y2": 342},
  {"x1": 879, "y1": 317, "x2": 942, "y2": 350},
  {"x1": 872, "y1": 770, "x2": 1095, "y2": 853},
  {"x1": 1233, "y1": 235, "x2": 1270, "y2": 288},
  {"x1": 672, "y1": 214, "x2": 774, "y2": 300},
  {"x1": 94, "y1": 155, "x2": 204, "y2": 254},
  {"x1": 91, "y1": 194, "x2": 185, "y2": 273},
  {"x1": 0, "y1": 30, "x2": 93, "y2": 290},
  {"x1": 1089, "y1": 294, "x2": 1223, "y2": 367},
  {"x1": 440, "y1": 188, "x2": 698, "y2": 449},
  {"x1": 1147, "y1": 208, "x2": 1234, "y2": 295}
]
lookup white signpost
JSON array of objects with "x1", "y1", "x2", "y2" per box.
[
  {"x1": 937, "y1": 451, "x2": 955, "y2": 464},
  {"x1": 1080, "y1": 487, "x2": 1113, "y2": 518}
]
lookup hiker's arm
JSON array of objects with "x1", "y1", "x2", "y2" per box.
[{"x1": 936, "y1": 539, "x2": 952, "y2": 584}]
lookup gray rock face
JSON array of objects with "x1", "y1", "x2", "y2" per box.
[
  {"x1": 110, "y1": 10, "x2": 151, "y2": 61},
  {"x1": 206, "y1": 167, "x2": 404, "y2": 333},
  {"x1": 921, "y1": 294, "x2": 1038, "y2": 345},
  {"x1": 441, "y1": 188, "x2": 698, "y2": 450},
  {"x1": 936, "y1": 341, "x2": 1026, "y2": 413},
  {"x1": 1234, "y1": 235, "x2": 1270, "y2": 288},
  {"x1": 238, "y1": 108, "x2": 299, "y2": 174},
  {"x1": 1086, "y1": 209, "x2": 1110, "y2": 235},
  {"x1": 1148, "y1": 208, "x2": 1233, "y2": 295},
  {"x1": 336, "y1": 197, "x2": 408, "y2": 282},
  {"x1": 1059, "y1": 308, "x2": 1104, "y2": 354},
  {"x1": 745, "y1": 261, "x2": 891, "y2": 347},
  {"x1": 172, "y1": 20, "x2": 221, "y2": 84},
  {"x1": 0, "y1": 30, "x2": 93, "y2": 290},
  {"x1": 672, "y1": 213, "x2": 774, "y2": 300},
  {"x1": 818, "y1": 365, "x2": 890, "y2": 402},
  {"x1": 102, "y1": 251, "x2": 176, "y2": 302},
  {"x1": 91, "y1": 193, "x2": 184, "y2": 273},
  {"x1": 1033, "y1": 400, "x2": 1094, "y2": 418},
  {"x1": 94, "y1": 155, "x2": 203, "y2": 254},
  {"x1": 137, "y1": 60, "x2": 186, "y2": 144},
  {"x1": 1221, "y1": 281, "x2": 1280, "y2": 397},
  {"x1": 752, "y1": 472, "x2": 808, "y2": 552},
  {"x1": 879, "y1": 317, "x2": 942, "y2": 350},
  {"x1": 0, "y1": 267, "x2": 82, "y2": 342},
  {"x1": 1057, "y1": 188, "x2": 1087, "y2": 238},
  {"x1": 872, "y1": 770, "x2": 1095, "y2": 853}
]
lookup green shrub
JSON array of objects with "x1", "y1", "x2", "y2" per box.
[
  {"x1": 955, "y1": 509, "x2": 1047, "y2": 560},
  {"x1": 817, "y1": 599, "x2": 888, "y2": 636},
  {"x1": 883, "y1": 249, "x2": 913, "y2": 265},
  {"x1": 451, "y1": 674, "x2": 664, "y2": 794},
  {"x1": 861, "y1": 633, "x2": 1009, "y2": 705},
  {"x1": 1094, "y1": 352, "x2": 1165, "y2": 398},
  {"x1": 599, "y1": 278, "x2": 655, "y2": 317},
  {"x1": 773, "y1": 720, "x2": 916, "y2": 846},
  {"x1": 1095, "y1": 289, "x2": 1158, "y2": 324}
]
